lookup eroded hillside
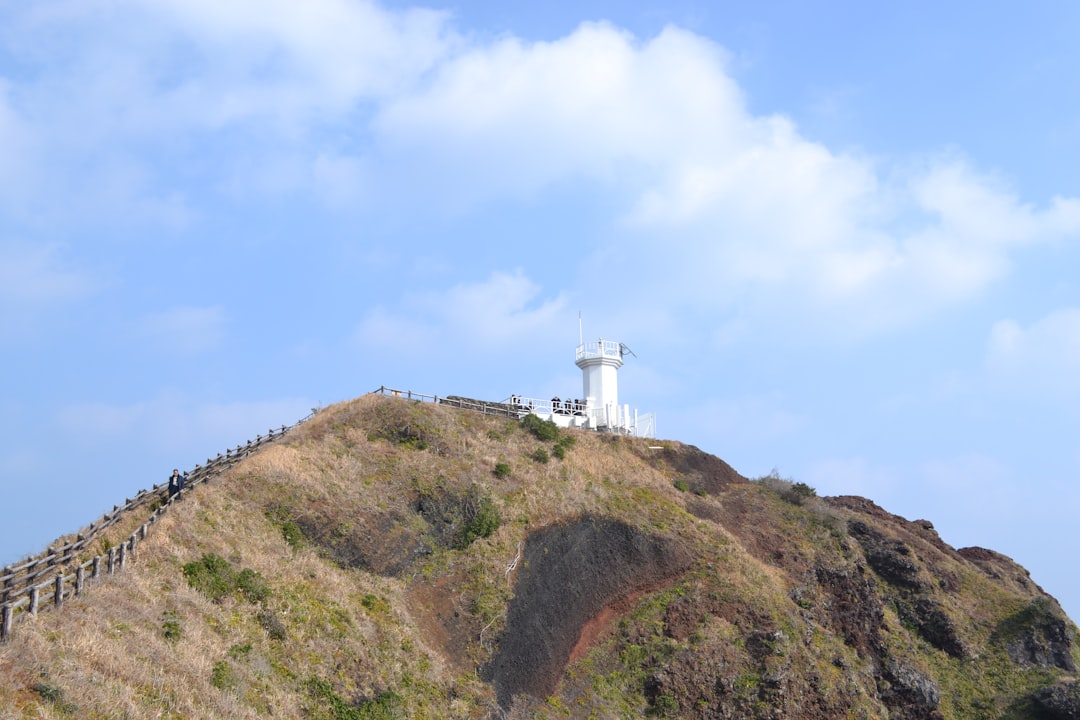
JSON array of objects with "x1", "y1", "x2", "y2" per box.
[{"x1": 1, "y1": 394, "x2": 1077, "y2": 719}]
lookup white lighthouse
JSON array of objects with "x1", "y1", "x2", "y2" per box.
[
  {"x1": 575, "y1": 338, "x2": 624, "y2": 430},
  {"x1": 504, "y1": 332, "x2": 655, "y2": 437}
]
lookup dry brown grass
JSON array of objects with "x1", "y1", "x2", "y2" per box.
[{"x1": 2, "y1": 394, "x2": 1070, "y2": 719}]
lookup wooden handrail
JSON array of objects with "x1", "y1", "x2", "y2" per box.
[{"x1": 0, "y1": 412, "x2": 316, "y2": 643}]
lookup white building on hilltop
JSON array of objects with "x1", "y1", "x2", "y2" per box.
[{"x1": 506, "y1": 336, "x2": 655, "y2": 438}]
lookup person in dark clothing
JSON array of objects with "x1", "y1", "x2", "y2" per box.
[{"x1": 168, "y1": 468, "x2": 185, "y2": 498}]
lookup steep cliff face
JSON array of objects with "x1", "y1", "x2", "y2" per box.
[{"x1": 1, "y1": 394, "x2": 1076, "y2": 719}]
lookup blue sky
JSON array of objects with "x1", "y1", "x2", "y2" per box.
[{"x1": 2, "y1": 1, "x2": 1079, "y2": 621}]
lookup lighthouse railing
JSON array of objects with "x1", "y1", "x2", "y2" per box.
[
  {"x1": 575, "y1": 339, "x2": 622, "y2": 362},
  {"x1": 504, "y1": 396, "x2": 588, "y2": 419}
]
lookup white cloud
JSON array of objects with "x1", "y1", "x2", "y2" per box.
[
  {"x1": 987, "y1": 308, "x2": 1080, "y2": 393},
  {"x1": 56, "y1": 391, "x2": 311, "y2": 452},
  {"x1": 0, "y1": 81, "x2": 33, "y2": 201},
  {"x1": 911, "y1": 453, "x2": 1025, "y2": 549},
  {"x1": 0, "y1": 241, "x2": 91, "y2": 305},
  {"x1": 623, "y1": 154, "x2": 1080, "y2": 336},
  {"x1": 0, "y1": 0, "x2": 455, "y2": 225},
  {"x1": 5, "y1": 3, "x2": 1079, "y2": 339},
  {"x1": 142, "y1": 305, "x2": 226, "y2": 354},
  {"x1": 0, "y1": 241, "x2": 95, "y2": 342},
  {"x1": 806, "y1": 453, "x2": 1022, "y2": 551},
  {"x1": 146, "y1": 0, "x2": 456, "y2": 125},
  {"x1": 804, "y1": 457, "x2": 900, "y2": 501},
  {"x1": 355, "y1": 270, "x2": 568, "y2": 357},
  {"x1": 370, "y1": 21, "x2": 1080, "y2": 333},
  {"x1": 375, "y1": 24, "x2": 747, "y2": 200},
  {"x1": 10, "y1": 0, "x2": 455, "y2": 132}
]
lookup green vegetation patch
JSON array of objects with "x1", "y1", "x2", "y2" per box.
[
  {"x1": 161, "y1": 610, "x2": 183, "y2": 643},
  {"x1": 520, "y1": 415, "x2": 577, "y2": 460},
  {"x1": 756, "y1": 470, "x2": 818, "y2": 506},
  {"x1": 210, "y1": 659, "x2": 239, "y2": 692},
  {"x1": 31, "y1": 681, "x2": 77, "y2": 715},
  {"x1": 414, "y1": 484, "x2": 502, "y2": 549},
  {"x1": 306, "y1": 677, "x2": 404, "y2": 720},
  {"x1": 459, "y1": 495, "x2": 501, "y2": 549},
  {"x1": 266, "y1": 505, "x2": 306, "y2": 550},
  {"x1": 361, "y1": 593, "x2": 391, "y2": 615},
  {"x1": 521, "y1": 413, "x2": 560, "y2": 442},
  {"x1": 183, "y1": 553, "x2": 271, "y2": 604}
]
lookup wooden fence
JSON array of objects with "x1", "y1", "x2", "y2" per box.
[
  {"x1": 0, "y1": 418, "x2": 311, "y2": 643},
  {"x1": 371, "y1": 385, "x2": 524, "y2": 420},
  {"x1": 0, "y1": 388, "x2": 526, "y2": 643}
]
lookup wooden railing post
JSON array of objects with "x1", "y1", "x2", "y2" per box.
[
  {"x1": 108, "y1": 547, "x2": 117, "y2": 574},
  {"x1": 1, "y1": 603, "x2": 12, "y2": 642},
  {"x1": 75, "y1": 566, "x2": 85, "y2": 597},
  {"x1": 54, "y1": 574, "x2": 64, "y2": 609},
  {"x1": 119, "y1": 542, "x2": 128, "y2": 571},
  {"x1": 92, "y1": 555, "x2": 101, "y2": 580},
  {"x1": 29, "y1": 586, "x2": 39, "y2": 616}
]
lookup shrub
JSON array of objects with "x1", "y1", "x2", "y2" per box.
[
  {"x1": 266, "y1": 506, "x2": 303, "y2": 548},
  {"x1": 257, "y1": 608, "x2": 287, "y2": 641},
  {"x1": 235, "y1": 567, "x2": 270, "y2": 604},
  {"x1": 360, "y1": 594, "x2": 390, "y2": 614},
  {"x1": 183, "y1": 553, "x2": 271, "y2": 605},
  {"x1": 530, "y1": 448, "x2": 550, "y2": 464},
  {"x1": 673, "y1": 479, "x2": 689, "y2": 493},
  {"x1": 281, "y1": 519, "x2": 304, "y2": 549},
  {"x1": 552, "y1": 433, "x2": 576, "y2": 460},
  {"x1": 306, "y1": 678, "x2": 404, "y2": 720},
  {"x1": 161, "y1": 610, "x2": 183, "y2": 643},
  {"x1": 493, "y1": 462, "x2": 512, "y2": 479},
  {"x1": 757, "y1": 470, "x2": 817, "y2": 506},
  {"x1": 228, "y1": 642, "x2": 253, "y2": 659},
  {"x1": 210, "y1": 660, "x2": 238, "y2": 691},
  {"x1": 182, "y1": 553, "x2": 235, "y2": 602},
  {"x1": 648, "y1": 693, "x2": 679, "y2": 717},
  {"x1": 785, "y1": 482, "x2": 817, "y2": 505},
  {"x1": 458, "y1": 496, "x2": 501, "y2": 549},
  {"x1": 31, "y1": 681, "x2": 76, "y2": 713},
  {"x1": 521, "y1": 414, "x2": 560, "y2": 442}
]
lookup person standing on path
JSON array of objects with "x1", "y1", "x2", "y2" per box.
[{"x1": 168, "y1": 468, "x2": 185, "y2": 498}]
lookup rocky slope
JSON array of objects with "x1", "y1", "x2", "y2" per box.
[{"x1": 1, "y1": 393, "x2": 1077, "y2": 719}]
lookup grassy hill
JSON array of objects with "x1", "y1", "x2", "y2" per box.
[{"x1": 1, "y1": 393, "x2": 1077, "y2": 719}]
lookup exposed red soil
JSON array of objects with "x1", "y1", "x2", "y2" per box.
[
  {"x1": 567, "y1": 585, "x2": 658, "y2": 665},
  {"x1": 405, "y1": 572, "x2": 477, "y2": 675}
]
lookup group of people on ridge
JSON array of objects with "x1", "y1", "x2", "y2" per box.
[
  {"x1": 509, "y1": 395, "x2": 587, "y2": 416},
  {"x1": 550, "y1": 396, "x2": 586, "y2": 416}
]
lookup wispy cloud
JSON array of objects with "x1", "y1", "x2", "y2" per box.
[
  {"x1": 56, "y1": 391, "x2": 312, "y2": 452},
  {"x1": 354, "y1": 270, "x2": 568, "y2": 359},
  {"x1": 142, "y1": 305, "x2": 227, "y2": 354},
  {"x1": 0, "y1": 241, "x2": 95, "y2": 342},
  {"x1": 988, "y1": 307, "x2": 1080, "y2": 394}
]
